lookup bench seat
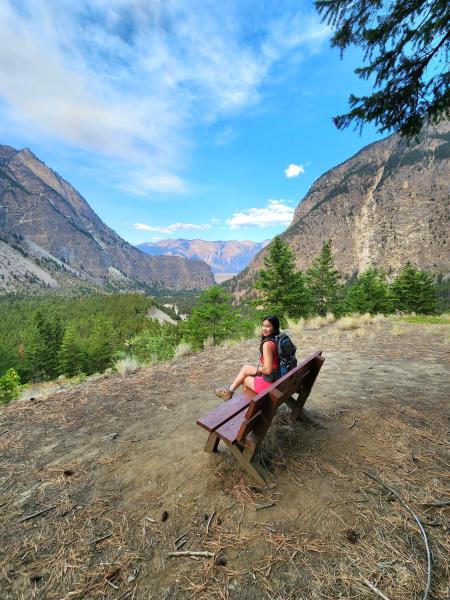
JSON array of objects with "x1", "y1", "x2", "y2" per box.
[{"x1": 196, "y1": 388, "x2": 255, "y2": 433}]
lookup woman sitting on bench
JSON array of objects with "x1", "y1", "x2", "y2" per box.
[{"x1": 214, "y1": 315, "x2": 280, "y2": 401}]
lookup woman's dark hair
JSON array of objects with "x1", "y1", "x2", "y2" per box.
[
  {"x1": 262, "y1": 315, "x2": 280, "y2": 336},
  {"x1": 259, "y1": 315, "x2": 280, "y2": 354}
]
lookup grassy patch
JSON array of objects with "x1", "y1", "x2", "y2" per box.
[{"x1": 399, "y1": 314, "x2": 450, "y2": 325}]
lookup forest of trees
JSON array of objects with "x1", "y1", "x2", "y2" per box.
[
  {"x1": 255, "y1": 237, "x2": 440, "y2": 321},
  {"x1": 0, "y1": 238, "x2": 444, "y2": 402}
]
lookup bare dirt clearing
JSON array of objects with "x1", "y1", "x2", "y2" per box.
[{"x1": 1, "y1": 320, "x2": 449, "y2": 599}]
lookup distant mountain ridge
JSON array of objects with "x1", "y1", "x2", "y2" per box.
[
  {"x1": 227, "y1": 121, "x2": 450, "y2": 298},
  {"x1": 0, "y1": 145, "x2": 214, "y2": 294},
  {"x1": 137, "y1": 239, "x2": 270, "y2": 277}
]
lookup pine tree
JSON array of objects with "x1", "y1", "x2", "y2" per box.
[
  {"x1": 88, "y1": 317, "x2": 116, "y2": 373},
  {"x1": 315, "y1": 0, "x2": 450, "y2": 137},
  {"x1": 59, "y1": 325, "x2": 87, "y2": 377},
  {"x1": 391, "y1": 263, "x2": 437, "y2": 313},
  {"x1": 27, "y1": 312, "x2": 64, "y2": 380},
  {"x1": 306, "y1": 240, "x2": 343, "y2": 316},
  {"x1": 183, "y1": 285, "x2": 239, "y2": 349},
  {"x1": 345, "y1": 267, "x2": 393, "y2": 314},
  {"x1": 255, "y1": 236, "x2": 311, "y2": 319}
]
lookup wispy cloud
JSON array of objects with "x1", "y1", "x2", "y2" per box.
[
  {"x1": 134, "y1": 222, "x2": 212, "y2": 234},
  {"x1": 285, "y1": 163, "x2": 305, "y2": 178},
  {"x1": 0, "y1": 1, "x2": 329, "y2": 195},
  {"x1": 226, "y1": 199, "x2": 294, "y2": 229}
]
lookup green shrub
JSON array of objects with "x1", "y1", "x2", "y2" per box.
[
  {"x1": 0, "y1": 368, "x2": 21, "y2": 404},
  {"x1": 127, "y1": 326, "x2": 178, "y2": 363}
]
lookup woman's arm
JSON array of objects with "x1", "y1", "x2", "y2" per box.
[{"x1": 257, "y1": 341, "x2": 274, "y2": 376}]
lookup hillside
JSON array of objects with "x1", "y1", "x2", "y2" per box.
[
  {"x1": 0, "y1": 146, "x2": 214, "y2": 294},
  {"x1": 1, "y1": 318, "x2": 449, "y2": 599},
  {"x1": 228, "y1": 121, "x2": 450, "y2": 297},
  {"x1": 138, "y1": 239, "x2": 270, "y2": 281}
]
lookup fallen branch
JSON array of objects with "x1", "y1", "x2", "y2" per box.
[
  {"x1": 174, "y1": 532, "x2": 188, "y2": 545},
  {"x1": 348, "y1": 557, "x2": 392, "y2": 600},
  {"x1": 421, "y1": 500, "x2": 450, "y2": 508},
  {"x1": 206, "y1": 510, "x2": 216, "y2": 534},
  {"x1": 19, "y1": 505, "x2": 57, "y2": 523},
  {"x1": 255, "y1": 502, "x2": 276, "y2": 511},
  {"x1": 64, "y1": 536, "x2": 79, "y2": 546},
  {"x1": 91, "y1": 533, "x2": 112, "y2": 545},
  {"x1": 145, "y1": 517, "x2": 157, "y2": 523},
  {"x1": 175, "y1": 539, "x2": 187, "y2": 550},
  {"x1": 361, "y1": 575, "x2": 392, "y2": 600},
  {"x1": 107, "y1": 580, "x2": 119, "y2": 590},
  {"x1": 362, "y1": 470, "x2": 432, "y2": 600},
  {"x1": 167, "y1": 551, "x2": 214, "y2": 558}
]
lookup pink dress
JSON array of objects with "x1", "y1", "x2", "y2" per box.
[{"x1": 253, "y1": 340, "x2": 280, "y2": 394}]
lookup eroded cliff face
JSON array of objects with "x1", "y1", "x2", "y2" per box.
[
  {"x1": 229, "y1": 122, "x2": 449, "y2": 296},
  {"x1": 0, "y1": 146, "x2": 214, "y2": 292}
]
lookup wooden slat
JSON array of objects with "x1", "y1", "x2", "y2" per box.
[
  {"x1": 215, "y1": 409, "x2": 248, "y2": 443},
  {"x1": 278, "y1": 369, "x2": 311, "y2": 398},
  {"x1": 236, "y1": 410, "x2": 264, "y2": 441},
  {"x1": 196, "y1": 389, "x2": 255, "y2": 432}
]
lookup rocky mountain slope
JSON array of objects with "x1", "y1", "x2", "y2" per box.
[
  {"x1": 228, "y1": 121, "x2": 450, "y2": 296},
  {"x1": 137, "y1": 238, "x2": 270, "y2": 278},
  {"x1": 0, "y1": 146, "x2": 214, "y2": 294}
]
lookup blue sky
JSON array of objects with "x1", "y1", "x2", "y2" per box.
[{"x1": 0, "y1": 0, "x2": 385, "y2": 244}]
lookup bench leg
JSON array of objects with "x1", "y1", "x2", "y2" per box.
[
  {"x1": 229, "y1": 444, "x2": 267, "y2": 487},
  {"x1": 286, "y1": 397, "x2": 323, "y2": 428},
  {"x1": 205, "y1": 432, "x2": 220, "y2": 453},
  {"x1": 286, "y1": 396, "x2": 303, "y2": 421}
]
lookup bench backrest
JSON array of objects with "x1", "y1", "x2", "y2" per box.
[{"x1": 236, "y1": 350, "x2": 324, "y2": 445}]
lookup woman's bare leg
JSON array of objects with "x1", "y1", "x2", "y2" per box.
[
  {"x1": 229, "y1": 364, "x2": 257, "y2": 391},
  {"x1": 243, "y1": 375, "x2": 257, "y2": 391}
]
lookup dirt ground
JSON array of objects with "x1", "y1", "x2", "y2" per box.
[{"x1": 1, "y1": 318, "x2": 449, "y2": 600}]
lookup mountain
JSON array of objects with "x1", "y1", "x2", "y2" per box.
[
  {"x1": 0, "y1": 146, "x2": 214, "y2": 294},
  {"x1": 137, "y1": 239, "x2": 270, "y2": 281},
  {"x1": 227, "y1": 121, "x2": 450, "y2": 297}
]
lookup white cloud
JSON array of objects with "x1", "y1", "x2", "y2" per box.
[
  {"x1": 119, "y1": 173, "x2": 190, "y2": 195},
  {"x1": 226, "y1": 199, "x2": 294, "y2": 229},
  {"x1": 284, "y1": 163, "x2": 305, "y2": 178},
  {"x1": 134, "y1": 222, "x2": 212, "y2": 234},
  {"x1": 0, "y1": 1, "x2": 329, "y2": 195}
]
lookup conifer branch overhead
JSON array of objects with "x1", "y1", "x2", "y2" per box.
[{"x1": 315, "y1": 0, "x2": 450, "y2": 137}]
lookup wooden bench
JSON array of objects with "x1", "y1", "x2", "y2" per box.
[{"x1": 196, "y1": 350, "x2": 324, "y2": 486}]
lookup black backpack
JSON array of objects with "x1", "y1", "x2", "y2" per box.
[
  {"x1": 262, "y1": 333, "x2": 297, "y2": 378},
  {"x1": 275, "y1": 333, "x2": 297, "y2": 376}
]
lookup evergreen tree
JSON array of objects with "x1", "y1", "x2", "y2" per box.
[
  {"x1": 182, "y1": 285, "x2": 239, "y2": 349},
  {"x1": 255, "y1": 236, "x2": 311, "y2": 319},
  {"x1": 88, "y1": 317, "x2": 116, "y2": 373},
  {"x1": 315, "y1": 0, "x2": 450, "y2": 137},
  {"x1": 59, "y1": 325, "x2": 87, "y2": 377},
  {"x1": 345, "y1": 267, "x2": 393, "y2": 314},
  {"x1": 306, "y1": 240, "x2": 343, "y2": 316},
  {"x1": 391, "y1": 263, "x2": 437, "y2": 313},
  {"x1": 27, "y1": 312, "x2": 64, "y2": 380}
]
